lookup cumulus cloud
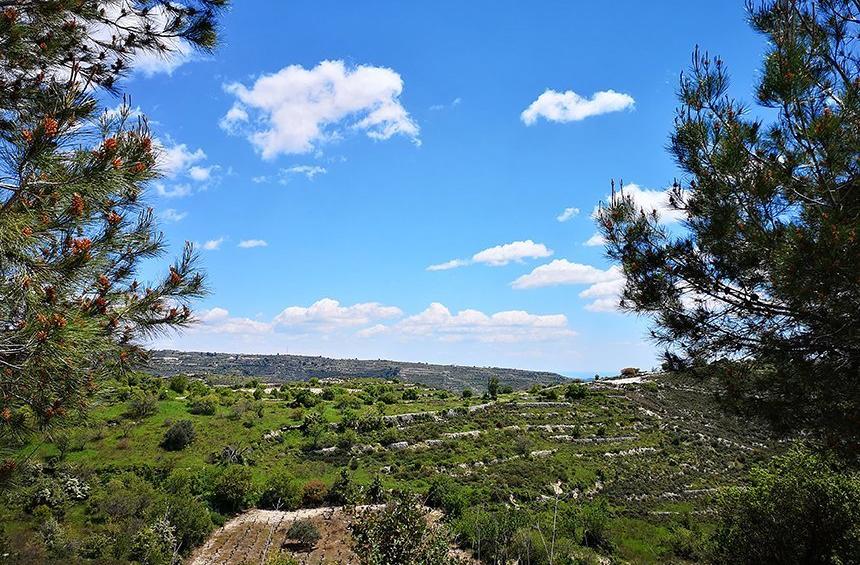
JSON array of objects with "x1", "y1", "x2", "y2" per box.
[
  {"x1": 557, "y1": 207, "x2": 580, "y2": 222},
  {"x1": 392, "y1": 303, "x2": 575, "y2": 343},
  {"x1": 185, "y1": 299, "x2": 576, "y2": 344},
  {"x1": 238, "y1": 239, "x2": 268, "y2": 249},
  {"x1": 473, "y1": 240, "x2": 553, "y2": 266},
  {"x1": 592, "y1": 183, "x2": 686, "y2": 225},
  {"x1": 220, "y1": 60, "x2": 420, "y2": 159},
  {"x1": 158, "y1": 208, "x2": 187, "y2": 222},
  {"x1": 513, "y1": 259, "x2": 626, "y2": 312},
  {"x1": 273, "y1": 298, "x2": 402, "y2": 331},
  {"x1": 521, "y1": 89, "x2": 634, "y2": 125},
  {"x1": 512, "y1": 259, "x2": 620, "y2": 289},
  {"x1": 193, "y1": 308, "x2": 271, "y2": 334},
  {"x1": 151, "y1": 139, "x2": 218, "y2": 198},
  {"x1": 428, "y1": 240, "x2": 552, "y2": 271},
  {"x1": 584, "y1": 233, "x2": 606, "y2": 247}
]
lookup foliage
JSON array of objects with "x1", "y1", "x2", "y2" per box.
[
  {"x1": 0, "y1": 0, "x2": 225, "y2": 455},
  {"x1": 211, "y1": 465, "x2": 255, "y2": 513},
  {"x1": 565, "y1": 383, "x2": 588, "y2": 400},
  {"x1": 597, "y1": 0, "x2": 860, "y2": 450},
  {"x1": 188, "y1": 396, "x2": 217, "y2": 416},
  {"x1": 126, "y1": 391, "x2": 159, "y2": 419},
  {"x1": 712, "y1": 447, "x2": 860, "y2": 564},
  {"x1": 488, "y1": 376, "x2": 500, "y2": 400},
  {"x1": 161, "y1": 419, "x2": 196, "y2": 451},
  {"x1": 350, "y1": 493, "x2": 455, "y2": 565},
  {"x1": 286, "y1": 519, "x2": 321, "y2": 549},
  {"x1": 301, "y1": 480, "x2": 328, "y2": 507},
  {"x1": 169, "y1": 374, "x2": 189, "y2": 394},
  {"x1": 259, "y1": 471, "x2": 301, "y2": 510}
]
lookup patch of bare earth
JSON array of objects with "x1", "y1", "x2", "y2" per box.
[{"x1": 187, "y1": 506, "x2": 476, "y2": 565}]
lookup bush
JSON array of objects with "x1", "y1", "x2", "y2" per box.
[
  {"x1": 328, "y1": 469, "x2": 361, "y2": 505},
  {"x1": 212, "y1": 466, "x2": 255, "y2": 513},
  {"x1": 712, "y1": 447, "x2": 860, "y2": 564},
  {"x1": 350, "y1": 494, "x2": 453, "y2": 564},
  {"x1": 165, "y1": 494, "x2": 214, "y2": 554},
  {"x1": 461, "y1": 388, "x2": 473, "y2": 399},
  {"x1": 286, "y1": 520, "x2": 321, "y2": 549},
  {"x1": 161, "y1": 420, "x2": 196, "y2": 451},
  {"x1": 259, "y1": 472, "x2": 301, "y2": 510},
  {"x1": 188, "y1": 396, "x2": 217, "y2": 416},
  {"x1": 401, "y1": 389, "x2": 418, "y2": 401},
  {"x1": 579, "y1": 498, "x2": 614, "y2": 551},
  {"x1": 564, "y1": 383, "x2": 588, "y2": 400},
  {"x1": 169, "y1": 375, "x2": 189, "y2": 394},
  {"x1": 126, "y1": 391, "x2": 158, "y2": 419},
  {"x1": 301, "y1": 480, "x2": 328, "y2": 507}
]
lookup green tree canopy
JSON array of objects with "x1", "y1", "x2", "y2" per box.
[
  {"x1": 0, "y1": 1, "x2": 225, "y2": 466},
  {"x1": 598, "y1": 0, "x2": 859, "y2": 452}
]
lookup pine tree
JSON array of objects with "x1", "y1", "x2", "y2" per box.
[
  {"x1": 598, "y1": 0, "x2": 859, "y2": 452},
  {"x1": 0, "y1": 1, "x2": 226, "y2": 466}
]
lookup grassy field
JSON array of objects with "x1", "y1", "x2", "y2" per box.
[{"x1": 1, "y1": 372, "x2": 785, "y2": 563}]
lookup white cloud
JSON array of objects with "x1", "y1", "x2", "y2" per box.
[
  {"x1": 193, "y1": 308, "x2": 271, "y2": 334},
  {"x1": 473, "y1": 240, "x2": 553, "y2": 266},
  {"x1": 151, "y1": 139, "x2": 219, "y2": 197},
  {"x1": 512, "y1": 259, "x2": 620, "y2": 289},
  {"x1": 592, "y1": 183, "x2": 686, "y2": 225},
  {"x1": 584, "y1": 233, "x2": 606, "y2": 247},
  {"x1": 357, "y1": 324, "x2": 389, "y2": 338},
  {"x1": 427, "y1": 259, "x2": 471, "y2": 272},
  {"x1": 273, "y1": 298, "x2": 402, "y2": 330},
  {"x1": 393, "y1": 303, "x2": 575, "y2": 343},
  {"x1": 153, "y1": 183, "x2": 193, "y2": 198},
  {"x1": 202, "y1": 237, "x2": 225, "y2": 251},
  {"x1": 280, "y1": 165, "x2": 327, "y2": 182},
  {"x1": 159, "y1": 208, "x2": 187, "y2": 222},
  {"x1": 181, "y1": 299, "x2": 576, "y2": 346},
  {"x1": 429, "y1": 240, "x2": 553, "y2": 271},
  {"x1": 557, "y1": 207, "x2": 580, "y2": 222},
  {"x1": 188, "y1": 165, "x2": 215, "y2": 182},
  {"x1": 158, "y1": 141, "x2": 206, "y2": 178},
  {"x1": 521, "y1": 89, "x2": 634, "y2": 125},
  {"x1": 238, "y1": 239, "x2": 268, "y2": 249},
  {"x1": 221, "y1": 60, "x2": 420, "y2": 159}
]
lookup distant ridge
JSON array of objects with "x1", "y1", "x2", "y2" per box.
[{"x1": 147, "y1": 349, "x2": 568, "y2": 392}]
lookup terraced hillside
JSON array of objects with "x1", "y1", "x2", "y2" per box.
[{"x1": 1, "y1": 371, "x2": 785, "y2": 564}]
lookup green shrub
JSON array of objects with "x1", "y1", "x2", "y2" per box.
[
  {"x1": 211, "y1": 466, "x2": 255, "y2": 514},
  {"x1": 188, "y1": 396, "x2": 217, "y2": 415},
  {"x1": 564, "y1": 383, "x2": 588, "y2": 400},
  {"x1": 402, "y1": 389, "x2": 418, "y2": 401},
  {"x1": 287, "y1": 519, "x2": 321, "y2": 549},
  {"x1": 350, "y1": 494, "x2": 453, "y2": 564},
  {"x1": 712, "y1": 447, "x2": 860, "y2": 564},
  {"x1": 461, "y1": 388, "x2": 473, "y2": 399},
  {"x1": 169, "y1": 375, "x2": 189, "y2": 394},
  {"x1": 126, "y1": 391, "x2": 158, "y2": 419},
  {"x1": 161, "y1": 420, "x2": 196, "y2": 451},
  {"x1": 259, "y1": 472, "x2": 301, "y2": 510},
  {"x1": 166, "y1": 494, "x2": 213, "y2": 554}
]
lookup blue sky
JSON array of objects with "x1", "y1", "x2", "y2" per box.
[{"x1": 127, "y1": 1, "x2": 767, "y2": 375}]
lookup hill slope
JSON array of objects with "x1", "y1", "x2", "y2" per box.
[{"x1": 147, "y1": 349, "x2": 568, "y2": 392}]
